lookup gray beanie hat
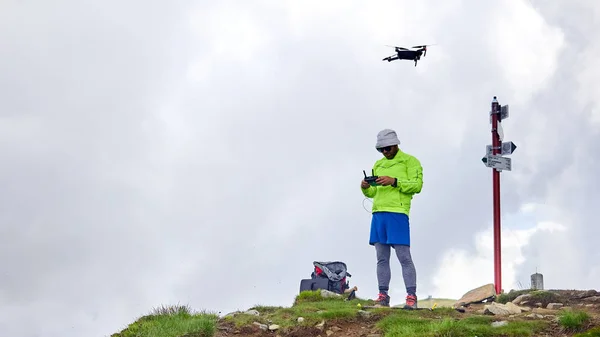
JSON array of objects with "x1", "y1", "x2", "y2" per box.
[{"x1": 375, "y1": 129, "x2": 400, "y2": 148}]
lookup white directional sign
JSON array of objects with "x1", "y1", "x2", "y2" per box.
[
  {"x1": 486, "y1": 141, "x2": 517, "y2": 156},
  {"x1": 482, "y1": 154, "x2": 512, "y2": 171}
]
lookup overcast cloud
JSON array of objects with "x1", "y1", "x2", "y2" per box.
[{"x1": 1, "y1": 1, "x2": 598, "y2": 336}]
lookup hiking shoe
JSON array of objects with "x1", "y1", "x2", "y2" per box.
[
  {"x1": 373, "y1": 293, "x2": 390, "y2": 307},
  {"x1": 404, "y1": 294, "x2": 417, "y2": 309}
]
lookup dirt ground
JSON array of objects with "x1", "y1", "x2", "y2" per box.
[
  {"x1": 213, "y1": 290, "x2": 600, "y2": 337},
  {"x1": 215, "y1": 315, "x2": 385, "y2": 337}
]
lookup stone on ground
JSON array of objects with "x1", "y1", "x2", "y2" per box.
[
  {"x1": 454, "y1": 283, "x2": 496, "y2": 308},
  {"x1": 484, "y1": 302, "x2": 529, "y2": 316}
]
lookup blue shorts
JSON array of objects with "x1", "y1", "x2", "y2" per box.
[{"x1": 369, "y1": 211, "x2": 410, "y2": 246}]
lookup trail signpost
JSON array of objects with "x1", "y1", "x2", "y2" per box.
[{"x1": 482, "y1": 96, "x2": 516, "y2": 295}]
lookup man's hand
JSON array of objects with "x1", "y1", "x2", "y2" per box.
[
  {"x1": 361, "y1": 179, "x2": 371, "y2": 189},
  {"x1": 376, "y1": 176, "x2": 396, "y2": 186}
]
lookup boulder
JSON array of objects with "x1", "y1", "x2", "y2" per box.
[
  {"x1": 512, "y1": 294, "x2": 532, "y2": 305},
  {"x1": 484, "y1": 302, "x2": 527, "y2": 316},
  {"x1": 583, "y1": 296, "x2": 600, "y2": 303},
  {"x1": 563, "y1": 289, "x2": 599, "y2": 299},
  {"x1": 252, "y1": 322, "x2": 268, "y2": 331},
  {"x1": 547, "y1": 303, "x2": 563, "y2": 309},
  {"x1": 454, "y1": 283, "x2": 496, "y2": 308}
]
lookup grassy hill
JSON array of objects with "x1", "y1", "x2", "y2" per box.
[{"x1": 110, "y1": 288, "x2": 600, "y2": 337}]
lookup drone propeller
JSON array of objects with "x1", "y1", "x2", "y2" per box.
[
  {"x1": 411, "y1": 44, "x2": 435, "y2": 56},
  {"x1": 411, "y1": 44, "x2": 436, "y2": 48},
  {"x1": 385, "y1": 44, "x2": 409, "y2": 50}
]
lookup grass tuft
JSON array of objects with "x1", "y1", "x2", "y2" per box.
[
  {"x1": 150, "y1": 303, "x2": 194, "y2": 316},
  {"x1": 111, "y1": 304, "x2": 218, "y2": 337},
  {"x1": 558, "y1": 309, "x2": 592, "y2": 333}
]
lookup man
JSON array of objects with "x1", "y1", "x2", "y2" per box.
[{"x1": 360, "y1": 128, "x2": 423, "y2": 309}]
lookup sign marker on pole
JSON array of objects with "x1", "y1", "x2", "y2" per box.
[
  {"x1": 481, "y1": 154, "x2": 512, "y2": 171},
  {"x1": 486, "y1": 141, "x2": 517, "y2": 156}
]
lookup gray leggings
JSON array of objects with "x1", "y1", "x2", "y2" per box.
[{"x1": 375, "y1": 243, "x2": 417, "y2": 295}]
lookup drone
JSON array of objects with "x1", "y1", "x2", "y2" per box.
[{"x1": 382, "y1": 44, "x2": 434, "y2": 66}]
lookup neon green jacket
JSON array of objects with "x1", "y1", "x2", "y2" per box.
[{"x1": 361, "y1": 150, "x2": 423, "y2": 215}]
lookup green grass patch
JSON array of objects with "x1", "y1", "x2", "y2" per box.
[
  {"x1": 377, "y1": 312, "x2": 548, "y2": 337},
  {"x1": 111, "y1": 304, "x2": 218, "y2": 337},
  {"x1": 558, "y1": 309, "x2": 592, "y2": 333},
  {"x1": 574, "y1": 326, "x2": 600, "y2": 337},
  {"x1": 224, "y1": 290, "x2": 549, "y2": 336},
  {"x1": 225, "y1": 291, "x2": 375, "y2": 329}
]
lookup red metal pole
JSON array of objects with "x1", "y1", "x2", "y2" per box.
[{"x1": 491, "y1": 97, "x2": 502, "y2": 295}]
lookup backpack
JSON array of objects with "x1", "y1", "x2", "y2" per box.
[{"x1": 299, "y1": 261, "x2": 351, "y2": 295}]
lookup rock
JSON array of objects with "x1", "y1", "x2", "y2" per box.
[
  {"x1": 245, "y1": 309, "x2": 260, "y2": 316},
  {"x1": 533, "y1": 308, "x2": 558, "y2": 315},
  {"x1": 535, "y1": 302, "x2": 542, "y2": 307},
  {"x1": 507, "y1": 302, "x2": 529, "y2": 312},
  {"x1": 484, "y1": 303, "x2": 511, "y2": 316},
  {"x1": 331, "y1": 326, "x2": 342, "y2": 332},
  {"x1": 297, "y1": 317, "x2": 305, "y2": 323},
  {"x1": 525, "y1": 313, "x2": 544, "y2": 319},
  {"x1": 583, "y1": 296, "x2": 600, "y2": 303},
  {"x1": 268, "y1": 324, "x2": 280, "y2": 331},
  {"x1": 253, "y1": 322, "x2": 268, "y2": 331},
  {"x1": 321, "y1": 289, "x2": 342, "y2": 298},
  {"x1": 483, "y1": 302, "x2": 524, "y2": 316},
  {"x1": 358, "y1": 310, "x2": 372, "y2": 318},
  {"x1": 547, "y1": 303, "x2": 563, "y2": 309},
  {"x1": 326, "y1": 330, "x2": 334, "y2": 336},
  {"x1": 568, "y1": 289, "x2": 600, "y2": 299},
  {"x1": 512, "y1": 294, "x2": 532, "y2": 305},
  {"x1": 454, "y1": 283, "x2": 496, "y2": 307},
  {"x1": 491, "y1": 321, "x2": 508, "y2": 327}
]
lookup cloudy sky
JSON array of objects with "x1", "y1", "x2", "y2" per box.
[{"x1": 1, "y1": 0, "x2": 599, "y2": 336}]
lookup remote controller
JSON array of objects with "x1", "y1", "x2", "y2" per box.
[{"x1": 363, "y1": 169, "x2": 379, "y2": 186}]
